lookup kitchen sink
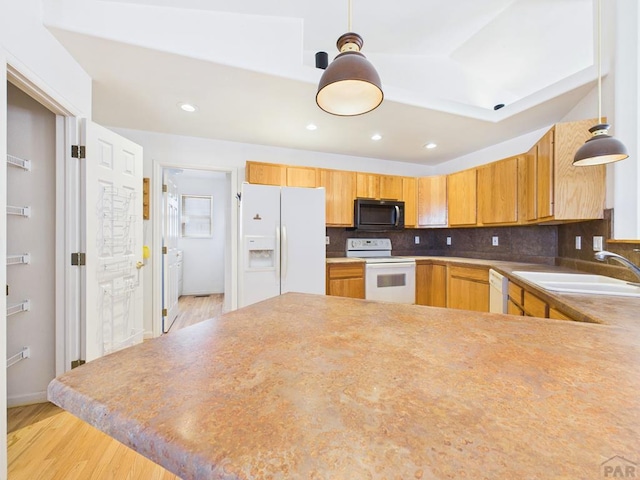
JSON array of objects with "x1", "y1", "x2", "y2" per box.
[{"x1": 511, "y1": 271, "x2": 640, "y2": 297}]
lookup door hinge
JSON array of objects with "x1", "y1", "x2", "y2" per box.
[
  {"x1": 71, "y1": 252, "x2": 86, "y2": 266},
  {"x1": 162, "y1": 246, "x2": 168, "y2": 254},
  {"x1": 162, "y1": 308, "x2": 168, "y2": 316},
  {"x1": 71, "y1": 145, "x2": 86, "y2": 159},
  {"x1": 162, "y1": 184, "x2": 168, "y2": 193},
  {"x1": 71, "y1": 359, "x2": 86, "y2": 369}
]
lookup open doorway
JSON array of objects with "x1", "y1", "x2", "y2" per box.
[{"x1": 160, "y1": 167, "x2": 232, "y2": 333}]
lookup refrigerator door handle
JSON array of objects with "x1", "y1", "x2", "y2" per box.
[
  {"x1": 275, "y1": 226, "x2": 281, "y2": 283},
  {"x1": 281, "y1": 225, "x2": 288, "y2": 281}
]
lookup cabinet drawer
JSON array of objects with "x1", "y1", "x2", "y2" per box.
[
  {"x1": 507, "y1": 299, "x2": 524, "y2": 316},
  {"x1": 508, "y1": 282, "x2": 523, "y2": 305},
  {"x1": 449, "y1": 266, "x2": 488, "y2": 283},
  {"x1": 523, "y1": 291, "x2": 548, "y2": 318},
  {"x1": 327, "y1": 263, "x2": 364, "y2": 280},
  {"x1": 549, "y1": 307, "x2": 574, "y2": 321}
]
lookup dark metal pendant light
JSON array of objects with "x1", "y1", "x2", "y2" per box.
[
  {"x1": 316, "y1": 0, "x2": 383, "y2": 116},
  {"x1": 573, "y1": 0, "x2": 629, "y2": 166}
]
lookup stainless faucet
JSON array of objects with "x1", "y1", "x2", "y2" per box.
[{"x1": 594, "y1": 250, "x2": 640, "y2": 282}]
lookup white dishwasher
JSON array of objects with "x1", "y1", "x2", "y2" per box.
[{"x1": 489, "y1": 269, "x2": 508, "y2": 314}]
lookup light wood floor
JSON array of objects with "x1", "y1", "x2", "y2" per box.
[{"x1": 7, "y1": 294, "x2": 224, "y2": 480}]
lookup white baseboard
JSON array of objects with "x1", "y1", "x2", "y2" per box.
[{"x1": 8, "y1": 391, "x2": 48, "y2": 408}]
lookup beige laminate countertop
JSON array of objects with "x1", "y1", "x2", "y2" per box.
[
  {"x1": 328, "y1": 255, "x2": 640, "y2": 330},
  {"x1": 49, "y1": 293, "x2": 640, "y2": 479}
]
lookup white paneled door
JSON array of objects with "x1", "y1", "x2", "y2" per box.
[
  {"x1": 162, "y1": 174, "x2": 180, "y2": 333},
  {"x1": 83, "y1": 121, "x2": 143, "y2": 362}
]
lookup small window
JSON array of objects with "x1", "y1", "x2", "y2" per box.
[{"x1": 181, "y1": 195, "x2": 213, "y2": 238}]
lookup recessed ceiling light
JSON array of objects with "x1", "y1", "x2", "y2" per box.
[
  {"x1": 424, "y1": 143, "x2": 437, "y2": 149},
  {"x1": 371, "y1": 134, "x2": 382, "y2": 141},
  {"x1": 306, "y1": 124, "x2": 318, "y2": 131},
  {"x1": 179, "y1": 103, "x2": 197, "y2": 113}
]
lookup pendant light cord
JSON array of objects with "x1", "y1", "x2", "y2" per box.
[
  {"x1": 597, "y1": 0, "x2": 602, "y2": 123},
  {"x1": 348, "y1": 0, "x2": 352, "y2": 32}
]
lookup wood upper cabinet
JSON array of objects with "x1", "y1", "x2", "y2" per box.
[
  {"x1": 379, "y1": 175, "x2": 403, "y2": 200},
  {"x1": 318, "y1": 169, "x2": 356, "y2": 226},
  {"x1": 478, "y1": 156, "x2": 519, "y2": 225},
  {"x1": 416, "y1": 262, "x2": 447, "y2": 307},
  {"x1": 447, "y1": 265, "x2": 489, "y2": 312},
  {"x1": 326, "y1": 262, "x2": 365, "y2": 299},
  {"x1": 402, "y1": 177, "x2": 417, "y2": 228},
  {"x1": 356, "y1": 172, "x2": 380, "y2": 199},
  {"x1": 447, "y1": 169, "x2": 477, "y2": 226},
  {"x1": 287, "y1": 166, "x2": 317, "y2": 188},
  {"x1": 519, "y1": 119, "x2": 605, "y2": 223},
  {"x1": 246, "y1": 161, "x2": 286, "y2": 186},
  {"x1": 417, "y1": 175, "x2": 447, "y2": 227}
]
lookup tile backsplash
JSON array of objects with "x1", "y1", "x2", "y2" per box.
[
  {"x1": 327, "y1": 208, "x2": 640, "y2": 281},
  {"x1": 327, "y1": 224, "x2": 558, "y2": 264},
  {"x1": 557, "y1": 209, "x2": 640, "y2": 282}
]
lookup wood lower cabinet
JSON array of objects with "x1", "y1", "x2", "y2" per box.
[
  {"x1": 447, "y1": 265, "x2": 489, "y2": 312},
  {"x1": 318, "y1": 169, "x2": 356, "y2": 226},
  {"x1": 326, "y1": 262, "x2": 365, "y2": 299},
  {"x1": 447, "y1": 169, "x2": 477, "y2": 226},
  {"x1": 417, "y1": 175, "x2": 447, "y2": 227},
  {"x1": 507, "y1": 280, "x2": 576, "y2": 320},
  {"x1": 416, "y1": 262, "x2": 447, "y2": 307}
]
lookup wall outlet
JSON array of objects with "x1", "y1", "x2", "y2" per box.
[
  {"x1": 414, "y1": 236, "x2": 420, "y2": 244},
  {"x1": 325, "y1": 236, "x2": 330, "y2": 245},
  {"x1": 575, "y1": 236, "x2": 582, "y2": 250},
  {"x1": 446, "y1": 236, "x2": 452, "y2": 246},
  {"x1": 492, "y1": 236, "x2": 499, "y2": 246},
  {"x1": 593, "y1": 236, "x2": 603, "y2": 252}
]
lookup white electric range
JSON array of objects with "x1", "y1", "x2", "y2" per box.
[{"x1": 346, "y1": 238, "x2": 416, "y2": 304}]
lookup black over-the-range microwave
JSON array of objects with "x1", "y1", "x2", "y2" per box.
[{"x1": 354, "y1": 198, "x2": 405, "y2": 231}]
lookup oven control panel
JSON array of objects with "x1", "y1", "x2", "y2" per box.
[{"x1": 347, "y1": 238, "x2": 392, "y2": 251}]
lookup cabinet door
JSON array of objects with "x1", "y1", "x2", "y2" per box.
[
  {"x1": 520, "y1": 146, "x2": 538, "y2": 222},
  {"x1": 402, "y1": 177, "x2": 417, "y2": 228},
  {"x1": 447, "y1": 169, "x2": 477, "y2": 226},
  {"x1": 447, "y1": 266, "x2": 489, "y2": 312},
  {"x1": 553, "y1": 119, "x2": 606, "y2": 220},
  {"x1": 287, "y1": 166, "x2": 317, "y2": 188},
  {"x1": 356, "y1": 172, "x2": 380, "y2": 199},
  {"x1": 379, "y1": 175, "x2": 403, "y2": 200},
  {"x1": 318, "y1": 169, "x2": 356, "y2": 226},
  {"x1": 416, "y1": 263, "x2": 447, "y2": 307},
  {"x1": 246, "y1": 161, "x2": 286, "y2": 186},
  {"x1": 536, "y1": 129, "x2": 554, "y2": 219},
  {"x1": 326, "y1": 263, "x2": 365, "y2": 299},
  {"x1": 478, "y1": 157, "x2": 518, "y2": 225},
  {"x1": 417, "y1": 176, "x2": 447, "y2": 227}
]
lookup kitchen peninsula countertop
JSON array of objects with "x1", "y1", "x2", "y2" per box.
[{"x1": 48, "y1": 293, "x2": 640, "y2": 479}]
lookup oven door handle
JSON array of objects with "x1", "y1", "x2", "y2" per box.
[{"x1": 394, "y1": 205, "x2": 400, "y2": 227}]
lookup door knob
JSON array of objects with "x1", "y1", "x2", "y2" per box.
[{"x1": 136, "y1": 261, "x2": 144, "y2": 270}]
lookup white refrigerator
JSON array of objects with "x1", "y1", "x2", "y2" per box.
[{"x1": 239, "y1": 183, "x2": 326, "y2": 308}]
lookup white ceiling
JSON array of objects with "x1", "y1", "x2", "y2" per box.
[{"x1": 44, "y1": 0, "x2": 597, "y2": 165}]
